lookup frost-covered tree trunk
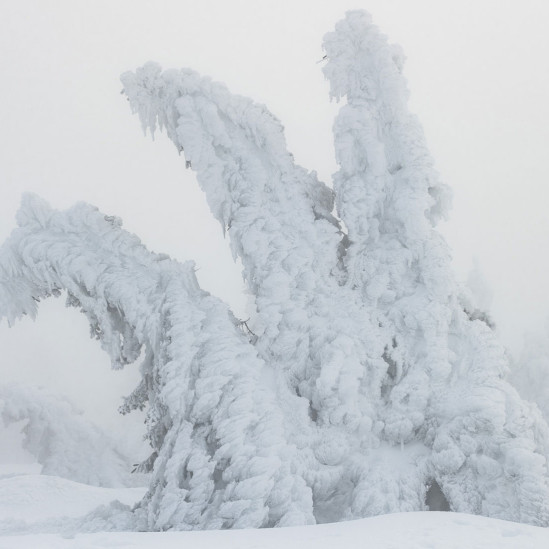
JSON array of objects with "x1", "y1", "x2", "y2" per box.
[{"x1": 1, "y1": 9, "x2": 549, "y2": 530}]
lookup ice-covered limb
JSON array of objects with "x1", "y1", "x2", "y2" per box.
[
  {"x1": 121, "y1": 63, "x2": 386, "y2": 438},
  {"x1": 321, "y1": 11, "x2": 461, "y2": 443},
  {"x1": 323, "y1": 10, "x2": 451, "y2": 237},
  {"x1": 121, "y1": 63, "x2": 336, "y2": 232},
  {"x1": 0, "y1": 194, "x2": 313, "y2": 529},
  {"x1": 323, "y1": 11, "x2": 452, "y2": 302}
]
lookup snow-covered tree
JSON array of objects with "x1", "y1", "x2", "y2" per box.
[
  {"x1": 509, "y1": 322, "x2": 549, "y2": 423},
  {"x1": 1, "y1": 10, "x2": 549, "y2": 529},
  {"x1": 460, "y1": 259, "x2": 495, "y2": 328},
  {"x1": 0, "y1": 195, "x2": 311, "y2": 530},
  {"x1": 0, "y1": 383, "x2": 129, "y2": 487}
]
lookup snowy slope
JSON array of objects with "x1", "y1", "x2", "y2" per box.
[
  {"x1": 0, "y1": 475, "x2": 145, "y2": 523},
  {"x1": 0, "y1": 473, "x2": 548, "y2": 548},
  {"x1": 1, "y1": 512, "x2": 548, "y2": 549}
]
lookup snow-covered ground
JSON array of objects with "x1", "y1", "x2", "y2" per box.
[
  {"x1": 0, "y1": 473, "x2": 145, "y2": 523},
  {"x1": 0, "y1": 470, "x2": 547, "y2": 549}
]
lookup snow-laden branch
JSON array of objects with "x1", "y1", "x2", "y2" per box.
[
  {"x1": 121, "y1": 63, "x2": 387, "y2": 436},
  {"x1": 0, "y1": 195, "x2": 313, "y2": 529},
  {"x1": 320, "y1": 12, "x2": 462, "y2": 444},
  {"x1": 323, "y1": 10, "x2": 451, "y2": 297}
]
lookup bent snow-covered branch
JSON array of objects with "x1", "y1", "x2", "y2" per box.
[{"x1": 0, "y1": 195, "x2": 312, "y2": 529}]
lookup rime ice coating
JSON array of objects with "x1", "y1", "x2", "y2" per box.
[
  {"x1": 0, "y1": 195, "x2": 313, "y2": 529},
  {"x1": 2, "y1": 9, "x2": 549, "y2": 530}
]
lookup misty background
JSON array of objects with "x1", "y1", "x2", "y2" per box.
[{"x1": 1, "y1": 0, "x2": 548, "y2": 461}]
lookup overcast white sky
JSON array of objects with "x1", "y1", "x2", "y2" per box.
[{"x1": 1, "y1": 0, "x2": 548, "y2": 443}]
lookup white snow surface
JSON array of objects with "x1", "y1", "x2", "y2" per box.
[
  {"x1": 0, "y1": 475, "x2": 145, "y2": 523},
  {"x1": 0, "y1": 473, "x2": 547, "y2": 549}
]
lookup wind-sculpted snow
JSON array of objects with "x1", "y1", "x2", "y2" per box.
[
  {"x1": 323, "y1": 10, "x2": 456, "y2": 444},
  {"x1": 0, "y1": 195, "x2": 313, "y2": 529},
  {"x1": 2, "y1": 9, "x2": 549, "y2": 531},
  {"x1": 120, "y1": 61, "x2": 384, "y2": 436},
  {"x1": 318, "y1": 12, "x2": 549, "y2": 525}
]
